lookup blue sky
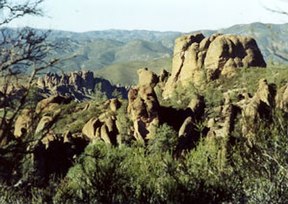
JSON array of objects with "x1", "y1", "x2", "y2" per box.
[{"x1": 7, "y1": 0, "x2": 288, "y2": 32}]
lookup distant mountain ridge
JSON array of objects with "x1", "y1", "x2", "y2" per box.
[
  {"x1": 46, "y1": 22, "x2": 288, "y2": 64},
  {"x1": 5, "y1": 22, "x2": 288, "y2": 85}
]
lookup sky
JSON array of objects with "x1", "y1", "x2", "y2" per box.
[{"x1": 6, "y1": 0, "x2": 288, "y2": 32}]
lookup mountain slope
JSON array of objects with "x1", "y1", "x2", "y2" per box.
[{"x1": 6, "y1": 23, "x2": 288, "y2": 84}]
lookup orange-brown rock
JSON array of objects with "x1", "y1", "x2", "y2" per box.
[
  {"x1": 127, "y1": 69, "x2": 160, "y2": 141},
  {"x1": 163, "y1": 33, "x2": 266, "y2": 98}
]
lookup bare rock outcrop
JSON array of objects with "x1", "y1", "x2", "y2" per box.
[
  {"x1": 276, "y1": 83, "x2": 288, "y2": 112},
  {"x1": 204, "y1": 35, "x2": 266, "y2": 80},
  {"x1": 206, "y1": 79, "x2": 276, "y2": 142},
  {"x1": 82, "y1": 117, "x2": 102, "y2": 140},
  {"x1": 109, "y1": 98, "x2": 122, "y2": 112},
  {"x1": 239, "y1": 79, "x2": 276, "y2": 138},
  {"x1": 35, "y1": 116, "x2": 54, "y2": 134},
  {"x1": 127, "y1": 69, "x2": 160, "y2": 142},
  {"x1": 163, "y1": 33, "x2": 266, "y2": 98},
  {"x1": 37, "y1": 71, "x2": 128, "y2": 101},
  {"x1": 36, "y1": 95, "x2": 72, "y2": 113},
  {"x1": 137, "y1": 68, "x2": 159, "y2": 88},
  {"x1": 82, "y1": 111, "x2": 119, "y2": 145},
  {"x1": 38, "y1": 71, "x2": 94, "y2": 92},
  {"x1": 14, "y1": 109, "x2": 33, "y2": 138}
]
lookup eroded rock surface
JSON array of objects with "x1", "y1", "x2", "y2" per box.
[
  {"x1": 37, "y1": 71, "x2": 128, "y2": 101},
  {"x1": 163, "y1": 33, "x2": 266, "y2": 98}
]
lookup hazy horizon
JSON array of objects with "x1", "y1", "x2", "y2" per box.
[{"x1": 5, "y1": 0, "x2": 288, "y2": 33}]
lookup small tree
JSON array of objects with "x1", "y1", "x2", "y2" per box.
[
  {"x1": 0, "y1": 0, "x2": 59, "y2": 142},
  {"x1": 0, "y1": 1, "x2": 62, "y2": 188}
]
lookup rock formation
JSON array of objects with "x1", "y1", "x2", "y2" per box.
[
  {"x1": 36, "y1": 95, "x2": 72, "y2": 113},
  {"x1": 163, "y1": 33, "x2": 266, "y2": 98},
  {"x1": 207, "y1": 79, "x2": 276, "y2": 141},
  {"x1": 127, "y1": 68, "x2": 160, "y2": 142},
  {"x1": 276, "y1": 83, "x2": 288, "y2": 112},
  {"x1": 82, "y1": 99, "x2": 121, "y2": 145},
  {"x1": 14, "y1": 109, "x2": 33, "y2": 138},
  {"x1": 37, "y1": 71, "x2": 128, "y2": 101},
  {"x1": 239, "y1": 79, "x2": 276, "y2": 139}
]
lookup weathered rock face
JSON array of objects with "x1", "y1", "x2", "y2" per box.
[
  {"x1": 36, "y1": 95, "x2": 72, "y2": 113},
  {"x1": 82, "y1": 117, "x2": 101, "y2": 140},
  {"x1": 128, "y1": 86, "x2": 160, "y2": 142},
  {"x1": 127, "y1": 69, "x2": 160, "y2": 142},
  {"x1": 109, "y1": 98, "x2": 122, "y2": 112},
  {"x1": 163, "y1": 33, "x2": 266, "y2": 98},
  {"x1": 14, "y1": 109, "x2": 33, "y2": 138},
  {"x1": 137, "y1": 68, "x2": 159, "y2": 88},
  {"x1": 159, "y1": 69, "x2": 170, "y2": 84},
  {"x1": 239, "y1": 79, "x2": 276, "y2": 139},
  {"x1": 37, "y1": 71, "x2": 128, "y2": 101},
  {"x1": 38, "y1": 71, "x2": 94, "y2": 92},
  {"x1": 35, "y1": 116, "x2": 53, "y2": 134},
  {"x1": 276, "y1": 83, "x2": 288, "y2": 112},
  {"x1": 206, "y1": 79, "x2": 276, "y2": 142},
  {"x1": 204, "y1": 35, "x2": 266, "y2": 79},
  {"x1": 207, "y1": 100, "x2": 240, "y2": 139},
  {"x1": 82, "y1": 111, "x2": 119, "y2": 145},
  {"x1": 188, "y1": 94, "x2": 205, "y2": 120}
]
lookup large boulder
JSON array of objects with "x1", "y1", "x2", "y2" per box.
[
  {"x1": 82, "y1": 112, "x2": 119, "y2": 145},
  {"x1": 204, "y1": 35, "x2": 266, "y2": 80},
  {"x1": 137, "y1": 68, "x2": 159, "y2": 88},
  {"x1": 163, "y1": 33, "x2": 266, "y2": 98},
  {"x1": 36, "y1": 95, "x2": 72, "y2": 113},
  {"x1": 127, "y1": 69, "x2": 160, "y2": 142},
  {"x1": 82, "y1": 117, "x2": 102, "y2": 140},
  {"x1": 14, "y1": 109, "x2": 33, "y2": 138},
  {"x1": 36, "y1": 116, "x2": 54, "y2": 134}
]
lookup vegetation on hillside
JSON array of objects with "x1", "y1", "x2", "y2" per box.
[
  {"x1": 0, "y1": 1, "x2": 288, "y2": 203},
  {"x1": 0, "y1": 65, "x2": 287, "y2": 203}
]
